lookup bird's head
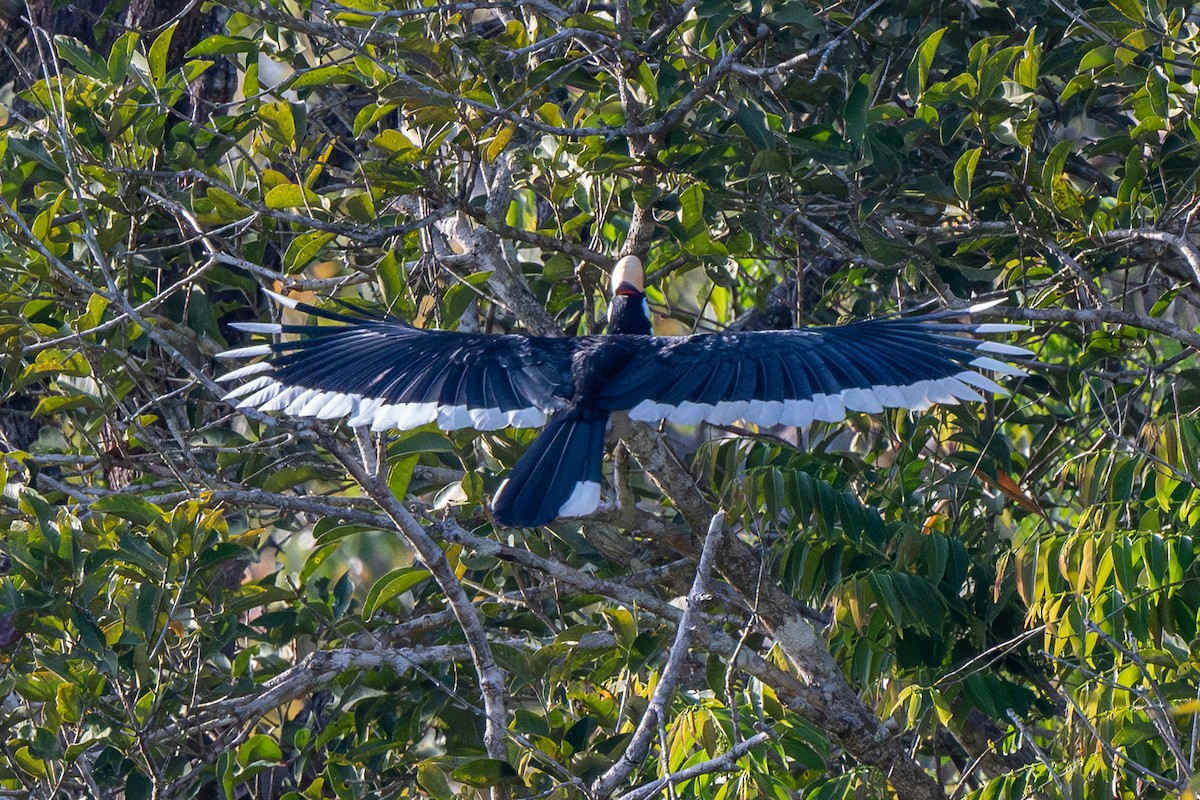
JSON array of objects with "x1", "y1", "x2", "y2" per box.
[{"x1": 607, "y1": 255, "x2": 652, "y2": 335}]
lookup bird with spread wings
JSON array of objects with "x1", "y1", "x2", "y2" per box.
[{"x1": 217, "y1": 256, "x2": 1032, "y2": 526}]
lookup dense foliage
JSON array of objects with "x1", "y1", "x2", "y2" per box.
[{"x1": 2, "y1": 0, "x2": 1200, "y2": 798}]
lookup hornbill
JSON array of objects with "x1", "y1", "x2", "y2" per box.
[{"x1": 217, "y1": 257, "x2": 1032, "y2": 526}]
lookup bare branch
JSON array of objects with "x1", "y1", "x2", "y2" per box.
[
  {"x1": 618, "y1": 425, "x2": 948, "y2": 800},
  {"x1": 320, "y1": 435, "x2": 509, "y2": 761},
  {"x1": 592, "y1": 511, "x2": 726, "y2": 796},
  {"x1": 615, "y1": 730, "x2": 772, "y2": 800},
  {"x1": 1005, "y1": 305, "x2": 1200, "y2": 351},
  {"x1": 149, "y1": 643, "x2": 493, "y2": 746},
  {"x1": 1102, "y1": 228, "x2": 1200, "y2": 288}
]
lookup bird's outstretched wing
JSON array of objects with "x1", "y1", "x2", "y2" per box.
[
  {"x1": 217, "y1": 292, "x2": 576, "y2": 431},
  {"x1": 595, "y1": 304, "x2": 1032, "y2": 426}
]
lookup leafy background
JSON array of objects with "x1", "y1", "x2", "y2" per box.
[{"x1": 1, "y1": 0, "x2": 1199, "y2": 798}]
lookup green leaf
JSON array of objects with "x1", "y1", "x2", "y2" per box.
[
  {"x1": 906, "y1": 27, "x2": 947, "y2": 101},
  {"x1": 123, "y1": 770, "x2": 152, "y2": 800},
  {"x1": 1109, "y1": 0, "x2": 1144, "y2": 23},
  {"x1": 787, "y1": 125, "x2": 850, "y2": 166},
  {"x1": 362, "y1": 566, "x2": 432, "y2": 618},
  {"x1": 55, "y1": 683, "x2": 83, "y2": 723},
  {"x1": 856, "y1": 225, "x2": 909, "y2": 266},
  {"x1": 264, "y1": 183, "x2": 319, "y2": 210},
  {"x1": 187, "y1": 35, "x2": 259, "y2": 57},
  {"x1": 236, "y1": 734, "x2": 283, "y2": 768},
  {"x1": 603, "y1": 607, "x2": 638, "y2": 650},
  {"x1": 243, "y1": 58, "x2": 259, "y2": 97},
  {"x1": 370, "y1": 128, "x2": 418, "y2": 157},
  {"x1": 735, "y1": 103, "x2": 772, "y2": 150},
  {"x1": 261, "y1": 465, "x2": 324, "y2": 493},
  {"x1": 1059, "y1": 73, "x2": 1092, "y2": 104},
  {"x1": 1118, "y1": 148, "x2": 1146, "y2": 206},
  {"x1": 291, "y1": 64, "x2": 364, "y2": 89},
  {"x1": 1014, "y1": 31, "x2": 1040, "y2": 89},
  {"x1": 1041, "y1": 140, "x2": 1072, "y2": 195},
  {"x1": 149, "y1": 23, "x2": 177, "y2": 86},
  {"x1": 107, "y1": 31, "x2": 138, "y2": 85},
  {"x1": 33, "y1": 394, "x2": 97, "y2": 417},
  {"x1": 637, "y1": 61, "x2": 658, "y2": 104},
  {"x1": 953, "y1": 147, "x2": 983, "y2": 203},
  {"x1": 79, "y1": 290, "x2": 109, "y2": 331},
  {"x1": 771, "y1": 3, "x2": 821, "y2": 28},
  {"x1": 353, "y1": 103, "x2": 398, "y2": 137},
  {"x1": 31, "y1": 189, "x2": 66, "y2": 241},
  {"x1": 91, "y1": 495, "x2": 165, "y2": 526},
  {"x1": 388, "y1": 454, "x2": 420, "y2": 499},
  {"x1": 450, "y1": 759, "x2": 523, "y2": 788},
  {"x1": 54, "y1": 36, "x2": 106, "y2": 78},
  {"x1": 417, "y1": 762, "x2": 454, "y2": 800},
  {"x1": 680, "y1": 183, "x2": 705, "y2": 236},
  {"x1": 485, "y1": 123, "x2": 516, "y2": 163},
  {"x1": 310, "y1": 522, "x2": 370, "y2": 545},
  {"x1": 536, "y1": 101, "x2": 564, "y2": 127},
  {"x1": 259, "y1": 101, "x2": 297, "y2": 147},
  {"x1": 1079, "y1": 45, "x2": 1114, "y2": 72},
  {"x1": 343, "y1": 191, "x2": 376, "y2": 223},
  {"x1": 844, "y1": 73, "x2": 871, "y2": 146},
  {"x1": 14, "y1": 747, "x2": 47, "y2": 779},
  {"x1": 217, "y1": 751, "x2": 234, "y2": 800},
  {"x1": 390, "y1": 430, "x2": 456, "y2": 457},
  {"x1": 282, "y1": 231, "x2": 335, "y2": 273}
]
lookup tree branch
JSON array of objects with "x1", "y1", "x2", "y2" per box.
[
  {"x1": 1005, "y1": 305, "x2": 1200, "y2": 351},
  {"x1": 614, "y1": 730, "x2": 772, "y2": 800},
  {"x1": 320, "y1": 434, "x2": 509, "y2": 761},
  {"x1": 592, "y1": 511, "x2": 725, "y2": 797},
  {"x1": 618, "y1": 425, "x2": 948, "y2": 800}
]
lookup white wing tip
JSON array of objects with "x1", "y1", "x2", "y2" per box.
[
  {"x1": 965, "y1": 297, "x2": 1006, "y2": 313},
  {"x1": 216, "y1": 344, "x2": 272, "y2": 359},
  {"x1": 972, "y1": 323, "x2": 1029, "y2": 334},
  {"x1": 228, "y1": 322, "x2": 283, "y2": 334},
  {"x1": 215, "y1": 361, "x2": 274, "y2": 383},
  {"x1": 263, "y1": 288, "x2": 300, "y2": 309},
  {"x1": 974, "y1": 341, "x2": 1036, "y2": 357},
  {"x1": 221, "y1": 376, "x2": 276, "y2": 402},
  {"x1": 970, "y1": 356, "x2": 1029, "y2": 377}
]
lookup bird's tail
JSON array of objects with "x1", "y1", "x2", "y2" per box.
[{"x1": 491, "y1": 406, "x2": 609, "y2": 526}]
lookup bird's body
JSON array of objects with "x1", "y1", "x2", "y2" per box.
[{"x1": 218, "y1": 257, "x2": 1032, "y2": 526}]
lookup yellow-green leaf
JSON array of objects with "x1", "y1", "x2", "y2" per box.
[
  {"x1": 485, "y1": 123, "x2": 517, "y2": 163},
  {"x1": 953, "y1": 147, "x2": 983, "y2": 202},
  {"x1": 91, "y1": 495, "x2": 165, "y2": 526},
  {"x1": 371, "y1": 128, "x2": 417, "y2": 157},
  {"x1": 907, "y1": 27, "x2": 946, "y2": 100},
  {"x1": 450, "y1": 759, "x2": 522, "y2": 788},
  {"x1": 149, "y1": 23, "x2": 177, "y2": 86},
  {"x1": 362, "y1": 566, "x2": 432, "y2": 618},
  {"x1": 602, "y1": 608, "x2": 637, "y2": 650},
  {"x1": 417, "y1": 763, "x2": 454, "y2": 800},
  {"x1": 107, "y1": 31, "x2": 138, "y2": 85},
  {"x1": 536, "y1": 102, "x2": 563, "y2": 127},
  {"x1": 282, "y1": 231, "x2": 335, "y2": 273},
  {"x1": 32, "y1": 190, "x2": 67, "y2": 241},
  {"x1": 237, "y1": 734, "x2": 283, "y2": 768},
  {"x1": 264, "y1": 183, "x2": 319, "y2": 210},
  {"x1": 259, "y1": 100, "x2": 296, "y2": 147}
]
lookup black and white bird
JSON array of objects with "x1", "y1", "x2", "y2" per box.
[{"x1": 217, "y1": 257, "x2": 1032, "y2": 526}]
